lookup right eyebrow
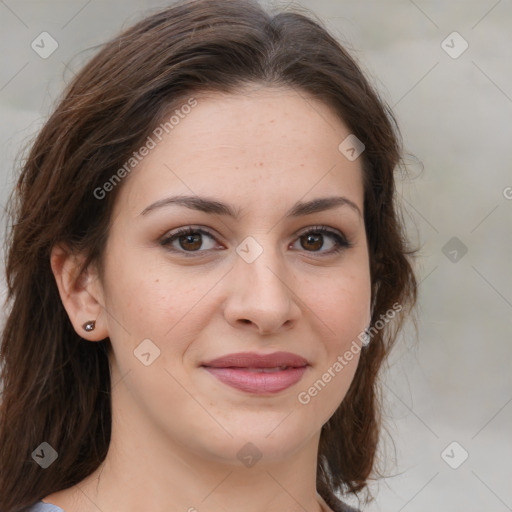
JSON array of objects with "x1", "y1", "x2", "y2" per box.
[{"x1": 139, "y1": 195, "x2": 239, "y2": 217}]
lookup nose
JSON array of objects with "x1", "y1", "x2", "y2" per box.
[{"x1": 222, "y1": 250, "x2": 301, "y2": 335}]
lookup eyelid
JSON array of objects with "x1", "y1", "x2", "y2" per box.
[
  {"x1": 291, "y1": 225, "x2": 352, "y2": 253},
  {"x1": 294, "y1": 224, "x2": 347, "y2": 241},
  {"x1": 159, "y1": 224, "x2": 352, "y2": 256},
  {"x1": 159, "y1": 225, "x2": 225, "y2": 255}
]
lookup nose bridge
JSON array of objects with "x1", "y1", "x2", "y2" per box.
[
  {"x1": 235, "y1": 236, "x2": 289, "y2": 300},
  {"x1": 224, "y1": 235, "x2": 300, "y2": 333}
]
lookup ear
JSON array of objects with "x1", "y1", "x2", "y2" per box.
[{"x1": 50, "y1": 244, "x2": 109, "y2": 341}]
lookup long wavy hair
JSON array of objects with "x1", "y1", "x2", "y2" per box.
[{"x1": 0, "y1": 1, "x2": 417, "y2": 511}]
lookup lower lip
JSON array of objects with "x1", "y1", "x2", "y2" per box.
[{"x1": 203, "y1": 366, "x2": 308, "y2": 394}]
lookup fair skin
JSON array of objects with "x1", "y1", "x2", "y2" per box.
[{"x1": 49, "y1": 87, "x2": 371, "y2": 512}]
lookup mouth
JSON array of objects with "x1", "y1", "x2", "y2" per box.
[{"x1": 201, "y1": 352, "x2": 310, "y2": 394}]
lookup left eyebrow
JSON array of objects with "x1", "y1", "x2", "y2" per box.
[
  {"x1": 287, "y1": 196, "x2": 362, "y2": 219},
  {"x1": 139, "y1": 194, "x2": 362, "y2": 219}
]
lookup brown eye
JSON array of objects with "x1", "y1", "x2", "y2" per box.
[
  {"x1": 291, "y1": 227, "x2": 350, "y2": 255},
  {"x1": 178, "y1": 233, "x2": 203, "y2": 251},
  {"x1": 300, "y1": 232, "x2": 324, "y2": 251},
  {"x1": 161, "y1": 227, "x2": 219, "y2": 254}
]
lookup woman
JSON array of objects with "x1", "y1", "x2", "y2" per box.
[{"x1": 0, "y1": 1, "x2": 417, "y2": 511}]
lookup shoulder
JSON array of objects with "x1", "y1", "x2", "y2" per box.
[{"x1": 25, "y1": 501, "x2": 65, "y2": 512}]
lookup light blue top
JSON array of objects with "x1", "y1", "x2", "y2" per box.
[{"x1": 27, "y1": 502, "x2": 64, "y2": 512}]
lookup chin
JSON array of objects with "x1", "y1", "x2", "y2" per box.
[{"x1": 198, "y1": 419, "x2": 316, "y2": 464}]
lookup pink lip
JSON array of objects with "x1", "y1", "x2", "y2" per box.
[{"x1": 201, "y1": 351, "x2": 309, "y2": 394}]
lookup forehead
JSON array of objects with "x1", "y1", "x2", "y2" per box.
[{"x1": 115, "y1": 87, "x2": 365, "y2": 218}]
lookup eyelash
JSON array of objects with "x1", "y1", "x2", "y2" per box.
[{"x1": 160, "y1": 225, "x2": 352, "y2": 257}]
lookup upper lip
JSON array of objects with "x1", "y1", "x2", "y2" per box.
[{"x1": 201, "y1": 351, "x2": 309, "y2": 369}]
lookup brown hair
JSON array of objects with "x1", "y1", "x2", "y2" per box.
[{"x1": 0, "y1": 1, "x2": 417, "y2": 510}]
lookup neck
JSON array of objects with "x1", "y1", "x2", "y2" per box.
[
  {"x1": 75, "y1": 444, "x2": 327, "y2": 512},
  {"x1": 49, "y1": 377, "x2": 331, "y2": 512}
]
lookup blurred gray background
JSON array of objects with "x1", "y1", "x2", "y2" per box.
[{"x1": 1, "y1": 1, "x2": 511, "y2": 511}]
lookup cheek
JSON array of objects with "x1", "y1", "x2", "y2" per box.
[
  {"x1": 296, "y1": 299, "x2": 367, "y2": 426},
  {"x1": 293, "y1": 261, "x2": 370, "y2": 417},
  {"x1": 301, "y1": 262, "x2": 371, "y2": 340},
  {"x1": 101, "y1": 248, "x2": 223, "y2": 357}
]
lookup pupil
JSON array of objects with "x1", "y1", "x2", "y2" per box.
[
  {"x1": 180, "y1": 233, "x2": 201, "y2": 251},
  {"x1": 302, "y1": 233, "x2": 323, "y2": 251}
]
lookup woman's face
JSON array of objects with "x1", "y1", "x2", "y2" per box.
[{"x1": 94, "y1": 87, "x2": 371, "y2": 465}]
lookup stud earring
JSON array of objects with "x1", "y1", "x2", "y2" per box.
[{"x1": 82, "y1": 320, "x2": 96, "y2": 332}]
